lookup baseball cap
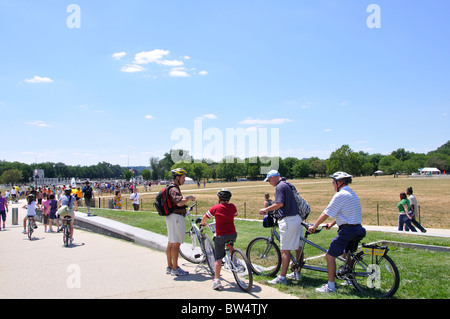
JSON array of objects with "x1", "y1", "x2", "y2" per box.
[{"x1": 264, "y1": 170, "x2": 280, "y2": 182}]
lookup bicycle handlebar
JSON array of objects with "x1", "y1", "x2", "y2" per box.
[{"x1": 301, "y1": 221, "x2": 327, "y2": 234}]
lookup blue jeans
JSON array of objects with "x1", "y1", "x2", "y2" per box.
[
  {"x1": 398, "y1": 214, "x2": 416, "y2": 232},
  {"x1": 406, "y1": 213, "x2": 426, "y2": 232}
]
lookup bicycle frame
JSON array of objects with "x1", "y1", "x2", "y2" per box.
[{"x1": 267, "y1": 222, "x2": 347, "y2": 274}]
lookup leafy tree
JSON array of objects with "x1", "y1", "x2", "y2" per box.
[
  {"x1": 142, "y1": 169, "x2": 152, "y2": 181},
  {"x1": 0, "y1": 169, "x2": 23, "y2": 185},
  {"x1": 326, "y1": 145, "x2": 362, "y2": 176},
  {"x1": 292, "y1": 160, "x2": 311, "y2": 178}
]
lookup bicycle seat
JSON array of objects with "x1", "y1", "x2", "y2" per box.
[
  {"x1": 64, "y1": 216, "x2": 72, "y2": 220},
  {"x1": 225, "y1": 240, "x2": 235, "y2": 247}
]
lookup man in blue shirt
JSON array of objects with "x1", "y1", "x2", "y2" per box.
[{"x1": 260, "y1": 170, "x2": 302, "y2": 285}]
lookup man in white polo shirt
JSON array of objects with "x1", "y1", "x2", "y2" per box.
[{"x1": 308, "y1": 172, "x2": 366, "y2": 293}]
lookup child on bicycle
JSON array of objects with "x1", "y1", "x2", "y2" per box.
[
  {"x1": 57, "y1": 187, "x2": 78, "y2": 244},
  {"x1": 22, "y1": 194, "x2": 38, "y2": 234},
  {"x1": 200, "y1": 188, "x2": 238, "y2": 290}
]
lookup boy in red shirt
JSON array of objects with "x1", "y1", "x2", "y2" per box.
[{"x1": 200, "y1": 188, "x2": 238, "y2": 290}]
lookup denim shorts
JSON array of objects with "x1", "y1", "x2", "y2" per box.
[{"x1": 327, "y1": 225, "x2": 366, "y2": 258}]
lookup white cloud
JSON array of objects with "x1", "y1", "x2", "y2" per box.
[
  {"x1": 119, "y1": 49, "x2": 207, "y2": 77},
  {"x1": 196, "y1": 114, "x2": 218, "y2": 120},
  {"x1": 324, "y1": 128, "x2": 333, "y2": 132},
  {"x1": 26, "y1": 120, "x2": 50, "y2": 127},
  {"x1": 112, "y1": 52, "x2": 127, "y2": 60},
  {"x1": 133, "y1": 49, "x2": 170, "y2": 65},
  {"x1": 239, "y1": 118, "x2": 292, "y2": 125},
  {"x1": 121, "y1": 64, "x2": 145, "y2": 73},
  {"x1": 145, "y1": 115, "x2": 154, "y2": 119},
  {"x1": 25, "y1": 76, "x2": 53, "y2": 83},
  {"x1": 158, "y1": 59, "x2": 184, "y2": 66},
  {"x1": 169, "y1": 68, "x2": 189, "y2": 77}
]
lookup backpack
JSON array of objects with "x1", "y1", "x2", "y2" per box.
[
  {"x1": 154, "y1": 184, "x2": 176, "y2": 216},
  {"x1": 286, "y1": 182, "x2": 310, "y2": 220}
]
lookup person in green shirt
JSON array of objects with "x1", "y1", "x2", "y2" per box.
[{"x1": 397, "y1": 192, "x2": 417, "y2": 232}]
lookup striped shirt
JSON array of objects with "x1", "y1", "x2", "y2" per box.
[{"x1": 323, "y1": 186, "x2": 362, "y2": 226}]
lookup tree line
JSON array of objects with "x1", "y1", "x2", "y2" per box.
[
  {"x1": 1, "y1": 141, "x2": 449, "y2": 185},
  {"x1": 148, "y1": 141, "x2": 450, "y2": 182}
]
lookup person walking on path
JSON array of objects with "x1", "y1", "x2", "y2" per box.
[
  {"x1": 397, "y1": 192, "x2": 417, "y2": 232},
  {"x1": 0, "y1": 191, "x2": 8, "y2": 230},
  {"x1": 259, "y1": 170, "x2": 302, "y2": 285},
  {"x1": 406, "y1": 187, "x2": 427, "y2": 233},
  {"x1": 165, "y1": 168, "x2": 196, "y2": 276},
  {"x1": 82, "y1": 181, "x2": 95, "y2": 216}
]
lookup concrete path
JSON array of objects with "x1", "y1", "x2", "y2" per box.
[{"x1": 0, "y1": 200, "x2": 297, "y2": 300}]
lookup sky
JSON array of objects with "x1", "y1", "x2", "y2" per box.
[{"x1": 0, "y1": 0, "x2": 449, "y2": 167}]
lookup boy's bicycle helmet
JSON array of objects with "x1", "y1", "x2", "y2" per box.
[
  {"x1": 217, "y1": 188, "x2": 232, "y2": 202},
  {"x1": 171, "y1": 168, "x2": 187, "y2": 178}
]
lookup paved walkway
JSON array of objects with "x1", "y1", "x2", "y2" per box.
[{"x1": 0, "y1": 200, "x2": 297, "y2": 299}]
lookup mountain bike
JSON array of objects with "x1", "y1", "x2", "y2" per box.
[
  {"x1": 200, "y1": 221, "x2": 253, "y2": 292},
  {"x1": 61, "y1": 216, "x2": 72, "y2": 247},
  {"x1": 246, "y1": 220, "x2": 400, "y2": 298},
  {"x1": 179, "y1": 202, "x2": 216, "y2": 274},
  {"x1": 27, "y1": 217, "x2": 36, "y2": 240}
]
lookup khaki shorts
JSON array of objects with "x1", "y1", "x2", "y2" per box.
[
  {"x1": 166, "y1": 213, "x2": 185, "y2": 244},
  {"x1": 57, "y1": 205, "x2": 75, "y2": 219},
  {"x1": 279, "y1": 214, "x2": 302, "y2": 251}
]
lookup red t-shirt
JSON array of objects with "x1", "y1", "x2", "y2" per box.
[{"x1": 205, "y1": 203, "x2": 238, "y2": 236}]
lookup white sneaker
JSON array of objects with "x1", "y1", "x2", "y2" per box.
[
  {"x1": 315, "y1": 283, "x2": 336, "y2": 293},
  {"x1": 212, "y1": 279, "x2": 223, "y2": 290},
  {"x1": 268, "y1": 275, "x2": 288, "y2": 285},
  {"x1": 286, "y1": 271, "x2": 301, "y2": 280}
]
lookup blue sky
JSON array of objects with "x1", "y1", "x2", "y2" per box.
[{"x1": 0, "y1": 0, "x2": 449, "y2": 167}]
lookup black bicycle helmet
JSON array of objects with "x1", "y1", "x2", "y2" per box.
[{"x1": 217, "y1": 188, "x2": 232, "y2": 202}]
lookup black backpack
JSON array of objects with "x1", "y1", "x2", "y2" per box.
[{"x1": 154, "y1": 184, "x2": 176, "y2": 216}]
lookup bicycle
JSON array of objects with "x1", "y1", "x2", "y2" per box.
[
  {"x1": 179, "y1": 202, "x2": 216, "y2": 274},
  {"x1": 27, "y1": 217, "x2": 36, "y2": 240},
  {"x1": 61, "y1": 216, "x2": 72, "y2": 247},
  {"x1": 200, "y1": 221, "x2": 253, "y2": 292},
  {"x1": 246, "y1": 220, "x2": 400, "y2": 298}
]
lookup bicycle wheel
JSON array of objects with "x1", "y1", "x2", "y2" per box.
[
  {"x1": 231, "y1": 248, "x2": 253, "y2": 292},
  {"x1": 63, "y1": 224, "x2": 70, "y2": 247},
  {"x1": 179, "y1": 227, "x2": 204, "y2": 264},
  {"x1": 202, "y1": 235, "x2": 216, "y2": 275},
  {"x1": 350, "y1": 251, "x2": 400, "y2": 298},
  {"x1": 246, "y1": 237, "x2": 281, "y2": 276},
  {"x1": 27, "y1": 219, "x2": 33, "y2": 240}
]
